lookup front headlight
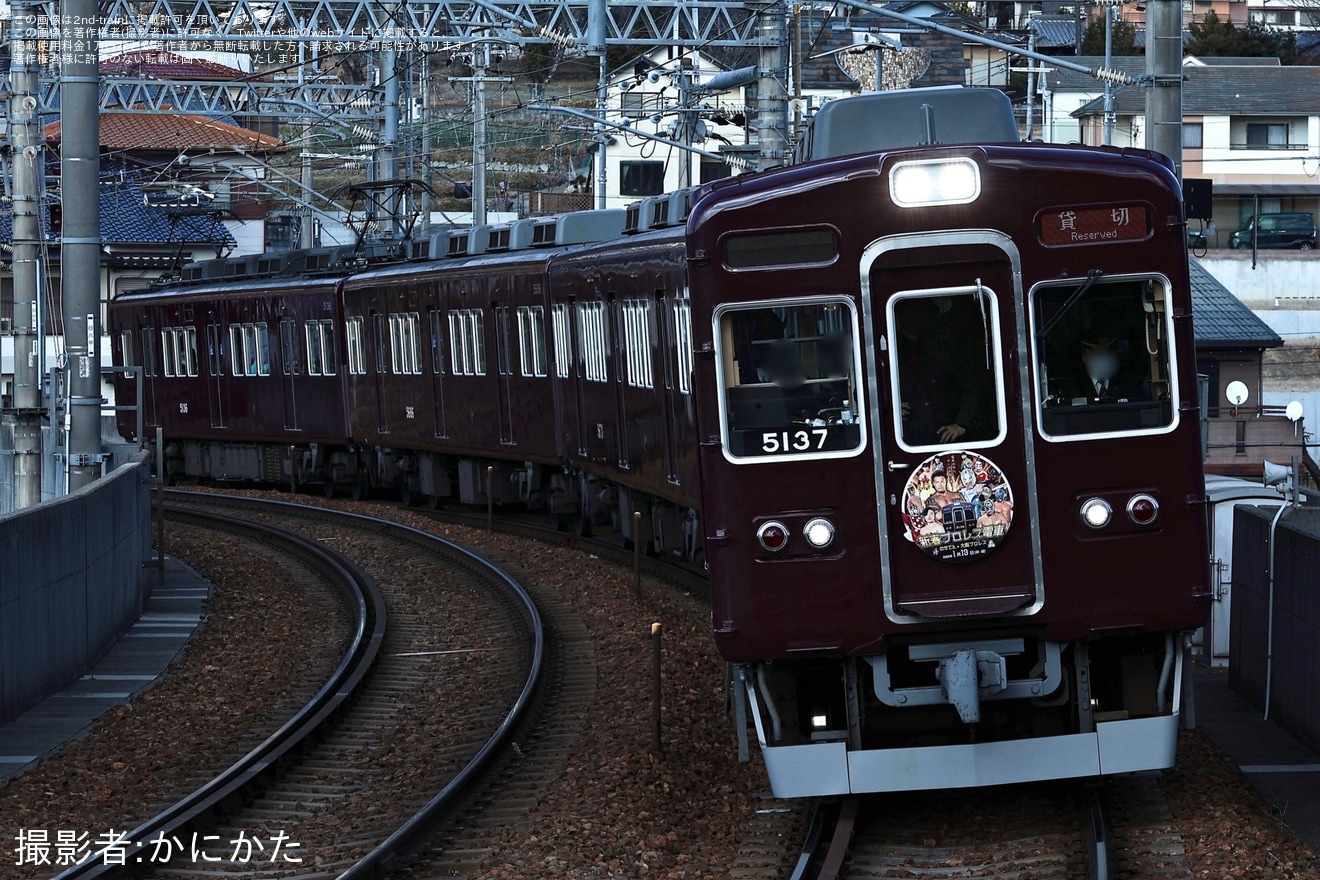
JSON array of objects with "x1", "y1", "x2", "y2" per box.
[
  {"x1": 889, "y1": 157, "x2": 981, "y2": 208},
  {"x1": 802, "y1": 517, "x2": 836, "y2": 550}
]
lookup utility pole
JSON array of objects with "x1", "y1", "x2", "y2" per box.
[
  {"x1": 589, "y1": 0, "x2": 608, "y2": 210},
  {"x1": 61, "y1": 0, "x2": 103, "y2": 493},
  {"x1": 1103, "y1": 2, "x2": 1115, "y2": 145},
  {"x1": 4, "y1": 0, "x2": 44, "y2": 508},
  {"x1": 299, "y1": 42, "x2": 316, "y2": 248},
  {"x1": 473, "y1": 40, "x2": 489, "y2": 223},
  {"x1": 381, "y1": 40, "x2": 401, "y2": 237},
  {"x1": 754, "y1": 0, "x2": 790, "y2": 170},
  {"x1": 1145, "y1": 0, "x2": 1183, "y2": 180}
]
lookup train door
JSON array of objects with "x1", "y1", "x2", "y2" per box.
[
  {"x1": 427, "y1": 303, "x2": 447, "y2": 439},
  {"x1": 140, "y1": 320, "x2": 159, "y2": 427},
  {"x1": 204, "y1": 314, "x2": 227, "y2": 428},
  {"x1": 493, "y1": 301, "x2": 515, "y2": 445},
  {"x1": 550, "y1": 299, "x2": 581, "y2": 459},
  {"x1": 861, "y1": 233, "x2": 1043, "y2": 622},
  {"x1": 278, "y1": 315, "x2": 299, "y2": 431}
]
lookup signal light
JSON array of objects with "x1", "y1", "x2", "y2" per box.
[
  {"x1": 48, "y1": 202, "x2": 62, "y2": 234},
  {"x1": 1126, "y1": 494, "x2": 1159, "y2": 526},
  {"x1": 757, "y1": 521, "x2": 790, "y2": 553}
]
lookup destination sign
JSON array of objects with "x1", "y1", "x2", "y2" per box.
[{"x1": 1039, "y1": 205, "x2": 1149, "y2": 246}]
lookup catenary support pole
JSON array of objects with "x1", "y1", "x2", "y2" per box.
[
  {"x1": 61, "y1": 0, "x2": 103, "y2": 493},
  {"x1": 5, "y1": 0, "x2": 44, "y2": 508}
]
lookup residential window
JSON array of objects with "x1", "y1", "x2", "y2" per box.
[
  {"x1": 620, "y1": 161, "x2": 665, "y2": 196},
  {"x1": 578, "y1": 301, "x2": 609, "y2": 382},
  {"x1": 1246, "y1": 123, "x2": 1289, "y2": 149},
  {"x1": 1182, "y1": 123, "x2": 1203, "y2": 149},
  {"x1": 517, "y1": 305, "x2": 548, "y2": 377}
]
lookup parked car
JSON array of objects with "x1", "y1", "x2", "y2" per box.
[{"x1": 1229, "y1": 213, "x2": 1316, "y2": 250}]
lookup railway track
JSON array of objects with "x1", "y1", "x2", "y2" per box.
[
  {"x1": 736, "y1": 775, "x2": 1194, "y2": 880},
  {"x1": 53, "y1": 494, "x2": 549, "y2": 879}
]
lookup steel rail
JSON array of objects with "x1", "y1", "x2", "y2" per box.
[{"x1": 51, "y1": 504, "x2": 388, "y2": 880}]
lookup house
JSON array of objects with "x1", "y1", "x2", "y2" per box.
[
  {"x1": 1189, "y1": 258, "x2": 1298, "y2": 476},
  {"x1": 1072, "y1": 62, "x2": 1320, "y2": 247}
]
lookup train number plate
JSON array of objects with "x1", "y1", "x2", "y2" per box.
[
  {"x1": 729, "y1": 424, "x2": 861, "y2": 458},
  {"x1": 1039, "y1": 205, "x2": 1148, "y2": 246}
]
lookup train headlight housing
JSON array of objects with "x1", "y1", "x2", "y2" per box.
[
  {"x1": 757, "y1": 521, "x2": 791, "y2": 553},
  {"x1": 889, "y1": 158, "x2": 981, "y2": 208},
  {"x1": 802, "y1": 517, "x2": 836, "y2": 550},
  {"x1": 1080, "y1": 497, "x2": 1113, "y2": 529}
]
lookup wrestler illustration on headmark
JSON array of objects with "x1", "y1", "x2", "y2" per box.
[{"x1": 900, "y1": 451, "x2": 1014, "y2": 561}]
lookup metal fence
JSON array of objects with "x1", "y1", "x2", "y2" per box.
[{"x1": 0, "y1": 453, "x2": 152, "y2": 725}]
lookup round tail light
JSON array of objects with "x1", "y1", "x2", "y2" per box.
[
  {"x1": 1127, "y1": 494, "x2": 1159, "y2": 525},
  {"x1": 757, "y1": 521, "x2": 790, "y2": 552}
]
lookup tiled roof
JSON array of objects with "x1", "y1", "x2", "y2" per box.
[
  {"x1": 1074, "y1": 64, "x2": 1320, "y2": 117},
  {"x1": 100, "y1": 51, "x2": 249, "y2": 81},
  {"x1": 1028, "y1": 15, "x2": 1083, "y2": 48},
  {"x1": 0, "y1": 178, "x2": 235, "y2": 249},
  {"x1": 1190, "y1": 258, "x2": 1283, "y2": 349},
  {"x1": 44, "y1": 111, "x2": 284, "y2": 153}
]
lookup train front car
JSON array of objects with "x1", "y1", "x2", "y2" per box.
[{"x1": 687, "y1": 88, "x2": 1210, "y2": 797}]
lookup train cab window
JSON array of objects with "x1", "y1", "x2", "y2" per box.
[
  {"x1": 1033, "y1": 275, "x2": 1176, "y2": 439},
  {"x1": 716, "y1": 298, "x2": 865, "y2": 461},
  {"x1": 889, "y1": 288, "x2": 1005, "y2": 451}
]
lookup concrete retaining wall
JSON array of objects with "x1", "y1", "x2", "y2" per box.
[
  {"x1": 1229, "y1": 503, "x2": 1320, "y2": 753},
  {"x1": 0, "y1": 454, "x2": 152, "y2": 724}
]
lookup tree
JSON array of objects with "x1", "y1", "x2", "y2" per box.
[
  {"x1": 1079, "y1": 13, "x2": 1140, "y2": 56},
  {"x1": 1186, "y1": 10, "x2": 1242, "y2": 56}
]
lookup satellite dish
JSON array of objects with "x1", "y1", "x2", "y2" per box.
[
  {"x1": 1286, "y1": 400, "x2": 1303, "y2": 422},
  {"x1": 1225, "y1": 381, "x2": 1249, "y2": 407}
]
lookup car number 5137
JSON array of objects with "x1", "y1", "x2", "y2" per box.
[{"x1": 762, "y1": 428, "x2": 828, "y2": 453}]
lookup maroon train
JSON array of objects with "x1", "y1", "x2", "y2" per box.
[{"x1": 110, "y1": 87, "x2": 1210, "y2": 797}]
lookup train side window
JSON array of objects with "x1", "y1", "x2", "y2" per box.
[
  {"x1": 389, "y1": 314, "x2": 403, "y2": 374},
  {"x1": 229, "y1": 326, "x2": 245, "y2": 377},
  {"x1": 1033, "y1": 276, "x2": 1176, "y2": 439},
  {"x1": 889, "y1": 289, "x2": 1005, "y2": 451},
  {"x1": 120, "y1": 330, "x2": 135, "y2": 367},
  {"x1": 280, "y1": 318, "x2": 300, "y2": 376},
  {"x1": 305, "y1": 320, "x2": 324, "y2": 375},
  {"x1": 517, "y1": 305, "x2": 547, "y2": 377},
  {"x1": 206, "y1": 325, "x2": 220, "y2": 377},
  {"x1": 142, "y1": 328, "x2": 157, "y2": 378},
  {"x1": 673, "y1": 296, "x2": 693, "y2": 394},
  {"x1": 346, "y1": 317, "x2": 366, "y2": 375},
  {"x1": 577, "y1": 301, "x2": 608, "y2": 382},
  {"x1": 389, "y1": 312, "x2": 420, "y2": 375},
  {"x1": 372, "y1": 313, "x2": 386, "y2": 374},
  {"x1": 468, "y1": 310, "x2": 486, "y2": 375},
  {"x1": 426, "y1": 310, "x2": 443, "y2": 375},
  {"x1": 621, "y1": 299, "x2": 653, "y2": 388},
  {"x1": 319, "y1": 319, "x2": 337, "y2": 375},
  {"x1": 716, "y1": 298, "x2": 865, "y2": 461},
  {"x1": 184, "y1": 327, "x2": 198, "y2": 377},
  {"x1": 161, "y1": 329, "x2": 177, "y2": 377},
  {"x1": 254, "y1": 323, "x2": 271, "y2": 376},
  {"x1": 551, "y1": 303, "x2": 572, "y2": 378},
  {"x1": 494, "y1": 305, "x2": 512, "y2": 376}
]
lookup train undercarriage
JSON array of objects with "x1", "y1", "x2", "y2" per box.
[
  {"x1": 731, "y1": 630, "x2": 1189, "y2": 795},
  {"x1": 158, "y1": 437, "x2": 703, "y2": 561}
]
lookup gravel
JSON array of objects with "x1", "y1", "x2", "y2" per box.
[{"x1": 2, "y1": 495, "x2": 1316, "y2": 880}]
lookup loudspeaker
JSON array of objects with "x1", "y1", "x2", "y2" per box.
[
  {"x1": 1263, "y1": 460, "x2": 1291, "y2": 489},
  {"x1": 1184, "y1": 178, "x2": 1213, "y2": 221}
]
